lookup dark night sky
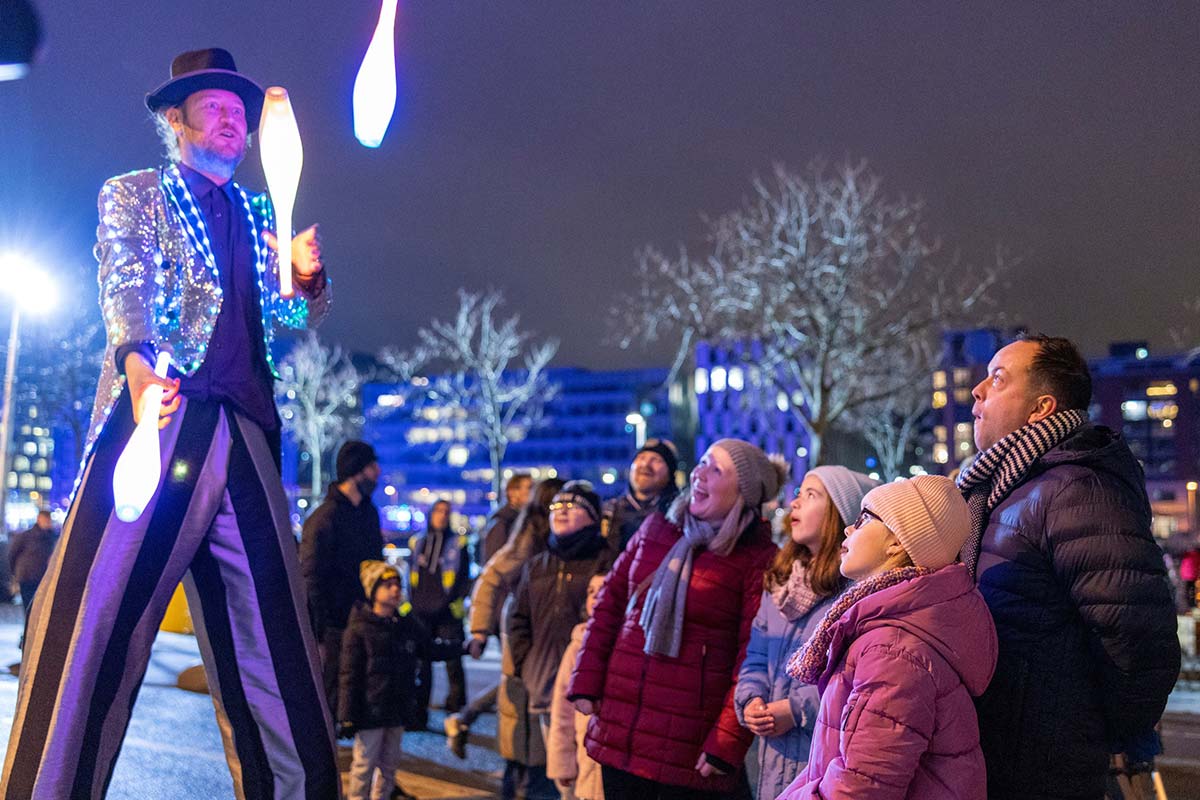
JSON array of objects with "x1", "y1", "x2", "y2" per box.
[{"x1": 2, "y1": 2, "x2": 1197, "y2": 368}]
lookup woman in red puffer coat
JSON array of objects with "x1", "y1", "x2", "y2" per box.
[{"x1": 567, "y1": 439, "x2": 784, "y2": 799}]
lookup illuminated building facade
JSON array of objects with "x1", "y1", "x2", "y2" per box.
[
  {"x1": 691, "y1": 341, "x2": 873, "y2": 490},
  {"x1": 362, "y1": 367, "x2": 673, "y2": 538}
]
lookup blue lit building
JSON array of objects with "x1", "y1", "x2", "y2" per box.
[
  {"x1": 362, "y1": 366, "x2": 674, "y2": 537},
  {"x1": 690, "y1": 341, "x2": 873, "y2": 491}
]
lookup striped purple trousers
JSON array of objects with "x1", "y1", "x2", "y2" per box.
[{"x1": 0, "y1": 393, "x2": 340, "y2": 799}]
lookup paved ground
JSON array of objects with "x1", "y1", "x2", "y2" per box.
[
  {"x1": 0, "y1": 604, "x2": 505, "y2": 799},
  {"x1": 0, "y1": 601, "x2": 1197, "y2": 798}
]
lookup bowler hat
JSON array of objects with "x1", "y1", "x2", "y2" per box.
[{"x1": 145, "y1": 48, "x2": 265, "y2": 129}]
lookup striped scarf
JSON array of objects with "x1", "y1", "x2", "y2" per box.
[
  {"x1": 785, "y1": 566, "x2": 933, "y2": 685},
  {"x1": 955, "y1": 409, "x2": 1088, "y2": 578}
]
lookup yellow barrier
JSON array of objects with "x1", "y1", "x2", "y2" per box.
[{"x1": 159, "y1": 583, "x2": 194, "y2": 634}]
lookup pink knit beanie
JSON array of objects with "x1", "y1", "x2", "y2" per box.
[{"x1": 861, "y1": 475, "x2": 971, "y2": 570}]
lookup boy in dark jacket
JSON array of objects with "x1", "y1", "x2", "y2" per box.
[{"x1": 339, "y1": 561, "x2": 427, "y2": 800}]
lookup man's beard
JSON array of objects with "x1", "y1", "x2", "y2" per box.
[
  {"x1": 188, "y1": 143, "x2": 244, "y2": 179},
  {"x1": 357, "y1": 476, "x2": 378, "y2": 498}
]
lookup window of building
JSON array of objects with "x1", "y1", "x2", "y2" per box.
[
  {"x1": 1145, "y1": 381, "x2": 1177, "y2": 397},
  {"x1": 932, "y1": 390, "x2": 947, "y2": 409},
  {"x1": 932, "y1": 371, "x2": 947, "y2": 390},
  {"x1": 933, "y1": 443, "x2": 949, "y2": 464},
  {"x1": 954, "y1": 388, "x2": 972, "y2": 405},
  {"x1": 953, "y1": 368, "x2": 972, "y2": 387},
  {"x1": 694, "y1": 368, "x2": 709, "y2": 395}
]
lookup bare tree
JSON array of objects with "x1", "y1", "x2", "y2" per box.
[
  {"x1": 848, "y1": 339, "x2": 939, "y2": 481},
  {"x1": 613, "y1": 159, "x2": 1006, "y2": 467},
  {"x1": 384, "y1": 290, "x2": 559, "y2": 507},
  {"x1": 275, "y1": 332, "x2": 362, "y2": 498}
]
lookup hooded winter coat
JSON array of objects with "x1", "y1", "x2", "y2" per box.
[
  {"x1": 734, "y1": 588, "x2": 834, "y2": 800},
  {"x1": 509, "y1": 524, "x2": 616, "y2": 714},
  {"x1": 779, "y1": 563, "x2": 997, "y2": 800},
  {"x1": 337, "y1": 603, "x2": 429, "y2": 731},
  {"x1": 973, "y1": 424, "x2": 1181, "y2": 799},
  {"x1": 567, "y1": 512, "x2": 776, "y2": 794},
  {"x1": 408, "y1": 526, "x2": 472, "y2": 659}
]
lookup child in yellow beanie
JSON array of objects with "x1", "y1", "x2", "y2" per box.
[{"x1": 339, "y1": 561, "x2": 428, "y2": 800}]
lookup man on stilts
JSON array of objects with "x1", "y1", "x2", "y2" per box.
[{"x1": 1, "y1": 48, "x2": 341, "y2": 799}]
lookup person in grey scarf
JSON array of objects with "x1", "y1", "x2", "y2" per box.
[{"x1": 568, "y1": 439, "x2": 785, "y2": 798}]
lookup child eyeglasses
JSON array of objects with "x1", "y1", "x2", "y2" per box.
[{"x1": 851, "y1": 509, "x2": 884, "y2": 530}]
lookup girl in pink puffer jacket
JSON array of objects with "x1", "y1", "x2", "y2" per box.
[{"x1": 777, "y1": 475, "x2": 997, "y2": 800}]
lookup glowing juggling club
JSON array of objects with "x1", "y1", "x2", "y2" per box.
[
  {"x1": 112, "y1": 350, "x2": 172, "y2": 523},
  {"x1": 259, "y1": 86, "x2": 304, "y2": 299},
  {"x1": 353, "y1": 0, "x2": 398, "y2": 148}
]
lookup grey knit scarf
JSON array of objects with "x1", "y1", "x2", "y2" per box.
[
  {"x1": 955, "y1": 409, "x2": 1088, "y2": 577},
  {"x1": 637, "y1": 497, "x2": 750, "y2": 658}
]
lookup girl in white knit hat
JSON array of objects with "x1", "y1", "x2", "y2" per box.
[{"x1": 777, "y1": 475, "x2": 998, "y2": 800}]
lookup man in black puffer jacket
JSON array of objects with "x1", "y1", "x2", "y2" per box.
[{"x1": 959, "y1": 334, "x2": 1180, "y2": 800}]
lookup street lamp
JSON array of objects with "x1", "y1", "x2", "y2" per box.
[
  {"x1": 625, "y1": 412, "x2": 647, "y2": 449},
  {"x1": 0, "y1": 253, "x2": 57, "y2": 533}
]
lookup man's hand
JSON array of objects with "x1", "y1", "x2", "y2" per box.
[
  {"x1": 573, "y1": 698, "x2": 597, "y2": 716},
  {"x1": 695, "y1": 753, "x2": 729, "y2": 778},
  {"x1": 124, "y1": 352, "x2": 180, "y2": 430},
  {"x1": 554, "y1": 778, "x2": 574, "y2": 793},
  {"x1": 742, "y1": 696, "x2": 776, "y2": 736},
  {"x1": 466, "y1": 634, "x2": 487, "y2": 660},
  {"x1": 264, "y1": 224, "x2": 322, "y2": 279}
]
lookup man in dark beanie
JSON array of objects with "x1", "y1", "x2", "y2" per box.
[
  {"x1": 301, "y1": 439, "x2": 385, "y2": 718},
  {"x1": 604, "y1": 438, "x2": 680, "y2": 551}
]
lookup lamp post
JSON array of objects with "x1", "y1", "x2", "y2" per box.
[
  {"x1": 625, "y1": 412, "x2": 647, "y2": 450},
  {"x1": 0, "y1": 255, "x2": 56, "y2": 533}
]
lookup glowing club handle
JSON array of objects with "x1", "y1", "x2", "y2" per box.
[
  {"x1": 259, "y1": 86, "x2": 304, "y2": 299},
  {"x1": 353, "y1": 0, "x2": 398, "y2": 148},
  {"x1": 112, "y1": 351, "x2": 172, "y2": 523}
]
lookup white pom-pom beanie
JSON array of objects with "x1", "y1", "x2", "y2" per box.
[{"x1": 861, "y1": 475, "x2": 971, "y2": 570}]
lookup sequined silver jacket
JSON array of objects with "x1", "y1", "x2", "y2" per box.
[{"x1": 86, "y1": 164, "x2": 331, "y2": 456}]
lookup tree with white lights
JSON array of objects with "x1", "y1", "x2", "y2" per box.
[
  {"x1": 614, "y1": 159, "x2": 1006, "y2": 468},
  {"x1": 275, "y1": 332, "x2": 363, "y2": 498},
  {"x1": 381, "y1": 290, "x2": 558, "y2": 507}
]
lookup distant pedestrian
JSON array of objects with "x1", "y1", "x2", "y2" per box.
[
  {"x1": 547, "y1": 571, "x2": 609, "y2": 800},
  {"x1": 8, "y1": 510, "x2": 58, "y2": 650},
  {"x1": 604, "y1": 439, "x2": 680, "y2": 552},
  {"x1": 300, "y1": 440, "x2": 385, "y2": 716},
  {"x1": 1180, "y1": 546, "x2": 1200, "y2": 609},
  {"x1": 735, "y1": 466, "x2": 877, "y2": 799},
  {"x1": 569, "y1": 439, "x2": 784, "y2": 798},
  {"x1": 778, "y1": 476, "x2": 997, "y2": 799},
  {"x1": 481, "y1": 473, "x2": 533, "y2": 565},
  {"x1": 409, "y1": 499, "x2": 472, "y2": 725},
  {"x1": 960, "y1": 334, "x2": 1180, "y2": 798},
  {"x1": 509, "y1": 481, "x2": 615, "y2": 800},
  {"x1": 339, "y1": 560, "x2": 426, "y2": 800}
]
